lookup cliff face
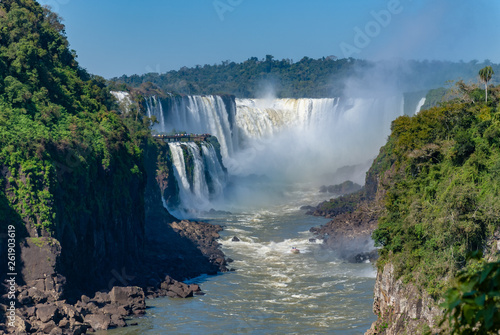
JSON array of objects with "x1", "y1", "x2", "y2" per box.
[
  {"x1": 52, "y1": 144, "x2": 146, "y2": 295},
  {"x1": 364, "y1": 86, "x2": 500, "y2": 332},
  {"x1": 365, "y1": 263, "x2": 442, "y2": 335},
  {"x1": 0, "y1": 0, "x2": 227, "y2": 303}
]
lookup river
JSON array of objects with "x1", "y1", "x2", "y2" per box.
[{"x1": 101, "y1": 188, "x2": 377, "y2": 335}]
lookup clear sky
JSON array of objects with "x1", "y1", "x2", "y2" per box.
[{"x1": 38, "y1": 0, "x2": 500, "y2": 79}]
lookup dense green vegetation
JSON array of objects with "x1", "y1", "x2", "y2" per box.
[
  {"x1": 420, "y1": 87, "x2": 448, "y2": 110},
  {"x1": 372, "y1": 81, "x2": 500, "y2": 299},
  {"x1": 441, "y1": 254, "x2": 500, "y2": 334},
  {"x1": 112, "y1": 57, "x2": 499, "y2": 98},
  {"x1": 0, "y1": 0, "x2": 150, "y2": 234}
]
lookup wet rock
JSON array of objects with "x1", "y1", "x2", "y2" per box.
[
  {"x1": 231, "y1": 236, "x2": 240, "y2": 242},
  {"x1": 110, "y1": 314, "x2": 127, "y2": 328},
  {"x1": 349, "y1": 249, "x2": 379, "y2": 263},
  {"x1": 160, "y1": 276, "x2": 199, "y2": 298}
]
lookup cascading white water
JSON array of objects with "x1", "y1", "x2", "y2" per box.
[
  {"x1": 235, "y1": 98, "x2": 341, "y2": 139},
  {"x1": 145, "y1": 96, "x2": 166, "y2": 132},
  {"x1": 168, "y1": 142, "x2": 226, "y2": 214},
  {"x1": 227, "y1": 96, "x2": 404, "y2": 181},
  {"x1": 150, "y1": 94, "x2": 406, "y2": 211},
  {"x1": 145, "y1": 95, "x2": 237, "y2": 160},
  {"x1": 414, "y1": 97, "x2": 426, "y2": 115},
  {"x1": 201, "y1": 143, "x2": 227, "y2": 197}
]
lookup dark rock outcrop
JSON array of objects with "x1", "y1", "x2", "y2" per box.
[
  {"x1": 0, "y1": 138, "x2": 230, "y2": 334},
  {"x1": 148, "y1": 276, "x2": 202, "y2": 299},
  {"x1": 319, "y1": 180, "x2": 362, "y2": 195},
  {"x1": 2, "y1": 281, "x2": 146, "y2": 334},
  {"x1": 309, "y1": 163, "x2": 387, "y2": 262},
  {"x1": 365, "y1": 264, "x2": 442, "y2": 335}
]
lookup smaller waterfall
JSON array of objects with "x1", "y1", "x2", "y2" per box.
[
  {"x1": 144, "y1": 95, "x2": 237, "y2": 162},
  {"x1": 168, "y1": 142, "x2": 227, "y2": 216},
  {"x1": 111, "y1": 91, "x2": 133, "y2": 113},
  {"x1": 145, "y1": 96, "x2": 167, "y2": 133},
  {"x1": 414, "y1": 98, "x2": 426, "y2": 115}
]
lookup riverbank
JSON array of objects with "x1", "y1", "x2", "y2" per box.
[{"x1": 1, "y1": 218, "x2": 228, "y2": 334}]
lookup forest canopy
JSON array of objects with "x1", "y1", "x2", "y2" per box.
[{"x1": 111, "y1": 56, "x2": 500, "y2": 98}]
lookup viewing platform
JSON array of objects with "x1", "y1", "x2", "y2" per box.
[{"x1": 152, "y1": 134, "x2": 212, "y2": 142}]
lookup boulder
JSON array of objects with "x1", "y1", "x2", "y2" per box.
[
  {"x1": 49, "y1": 327, "x2": 63, "y2": 335},
  {"x1": 28, "y1": 287, "x2": 48, "y2": 304},
  {"x1": 93, "y1": 291, "x2": 111, "y2": 304},
  {"x1": 110, "y1": 314, "x2": 127, "y2": 328},
  {"x1": 12, "y1": 315, "x2": 30, "y2": 334},
  {"x1": 231, "y1": 236, "x2": 240, "y2": 242},
  {"x1": 39, "y1": 320, "x2": 57, "y2": 334},
  {"x1": 101, "y1": 304, "x2": 128, "y2": 317},
  {"x1": 84, "y1": 313, "x2": 111, "y2": 331},
  {"x1": 109, "y1": 286, "x2": 145, "y2": 313},
  {"x1": 160, "y1": 276, "x2": 198, "y2": 298},
  {"x1": 36, "y1": 304, "x2": 58, "y2": 323}
]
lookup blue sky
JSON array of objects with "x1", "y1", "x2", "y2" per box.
[{"x1": 38, "y1": 0, "x2": 500, "y2": 79}]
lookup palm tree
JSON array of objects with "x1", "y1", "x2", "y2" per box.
[{"x1": 479, "y1": 66, "x2": 494, "y2": 102}]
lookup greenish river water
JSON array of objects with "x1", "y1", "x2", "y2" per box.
[{"x1": 102, "y1": 189, "x2": 377, "y2": 334}]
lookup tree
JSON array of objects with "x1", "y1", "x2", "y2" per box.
[
  {"x1": 440, "y1": 259, "x2": 500, "y2": 334},
  {"x1": 479, "y1": 66, "x2": 494, "y2": 102}
]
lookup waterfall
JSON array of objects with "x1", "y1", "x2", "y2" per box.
[
  {"x1": 167, "y1": 142, "x2": 227, "y2": 214},
  {"x1": 145, "y1": 95, "x2": 236, "y2": 160},
  {"x1": 151, "y1": 94, "x2": 408, "y2": 213},
  {"x1": 414, "y1": 98, "x2": 426, "y2": 115},
  {"x1": 111, "y1": 91, "x2": 133, "y2": 113},
  {"x1": 202, "y1": 143, "x2": 227, "y2": 197},
  {"x1": 144, "y1": 96, "x2": 166, "y2": 132}
]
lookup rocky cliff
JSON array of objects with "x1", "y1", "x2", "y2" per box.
[
  {"x1": 365, "y1": 263, "x2": 443, "y2": 335},
  {"x1": 310, "y1": 83, "x2": 500, "y2": 333},
  {"x1": 0, "y1": 2, "x2": 229, "y2": 333}
]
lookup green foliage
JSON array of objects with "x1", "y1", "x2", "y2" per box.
[
  {"x1": 479, "y1": 66, "x2": 494, "y2": 85},
  {"x1": 372, "y1": 83, "x2": 500, "y2": 297},
  {"x1": 421, "y1": 87, "x2": 447, "y2": 110},
  {"x1": 111, "y1": 58, "x2": 500, "y2": 98},
  {"x1": 479, "y1": 66, "x2": 495, "y2": 103},
  {"x1": 0, "y1": 0, "x2": 149, "y2": 234},
  {"x1": 440, "y1": 254, "x2": 500, "y2": 334}
]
